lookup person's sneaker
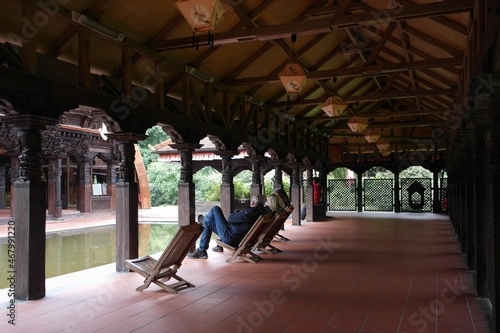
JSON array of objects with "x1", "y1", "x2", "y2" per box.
[
  {"x1": 212, "y1": 245, "x2": 223, "y2": 252},
  {"x1": 197, "y1": 214, "x2": 204, "y2": 224},
  {"x1": 188, "y1": 249, "x2": 208, "y2": 259}
]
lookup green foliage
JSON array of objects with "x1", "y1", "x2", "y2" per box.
[
  {"x1": 147, "y1": 162, "x2": 180, "y2": 206},
  {"x1": 138, "y1": 126, "x2": 169, "y2": 168},
  {"x1": 194, "y1": 167, "x2": 221, "y2": 201},
  {"x1": 233, "y1": 170, "x2": 252, "y2": 199},
  {"x1": 400, "y1": 166, "x2": 432, "y2": 178},
  {"x1": 364, "y1": 167, "x2": 394, "y2": 179},
  {"x1": 263, "y1": 171, "x2": 290, "y2": 195},
  {"x1": 328, "y1": 167, "x2": 349, "y2": 179}
]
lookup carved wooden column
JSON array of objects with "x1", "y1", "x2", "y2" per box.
[
  {"x1": 248, "y1": 155, "x2": 263, "y2": 198},
  {"x1": 318, "y1": 169, "x2": 327, "y2": 206},
  {"x1": 77, "y1": 157, "x2": 92, "y2": 213},
  {"x1": 47, "y1": 157, "x2": 63, "y2": 219},
  {"x1": 3, "y1": 114, "x2": 57, "y2": 300},
  {"x1": 305, "y1": 167, "x2": 313, "y2": 222},
  {"x1": 0, "y1": 125, "x2": 19, "y2": 215},
  {"x1": 106, "y1": 160, "x2": 114, "y2": 210},
  {"x1": 171, "y1": 143, "x2": 201, "y2": 227},
  {"x1": 109, "y1": 133, "x2": 144, "y2": 272},
  {"x1": 472, "y1": 110, "x2": 489, "y2": 298},
  {"x1": 486, "y1": 124, "x2": 500, "y2": 332},
  {"x1": 356, "y1": 171, "x2": 363, "y2": 212},
  {"x1": 272, "y1": 159, "x2": 284, "y2": 193},
  {"x1": 216, "y1": 151, "x2": 236, "y2": 217},
  {"x1": 42, "y1": 126, "x2": 64, "y2": 219},
  {"x1": 394, "y1": 170, "x2": 401, "y2": 213},
  {"x1": 7, "y1": 154, "x2": 18, "y2": 216},
  {"x1": 290, "y1": 162, "x2": 301, "y2": 225}
]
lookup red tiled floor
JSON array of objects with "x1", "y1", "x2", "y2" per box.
[{"x1": 0, "y1": 211, "x2": 492, "y2": 332}]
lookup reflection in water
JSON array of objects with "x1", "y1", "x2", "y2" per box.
[{"x1": 0, "y1": 223, "x2": 178, "y2": 289}]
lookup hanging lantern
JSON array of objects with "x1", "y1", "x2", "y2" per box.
[
  {"x1": 279, "y1": 34, "x2": 306, "y2": 94},
  {"x1": 380, "y1": 149, "x2": 392, "y2": 156},
  {"x1": 376, "y1": 139, "x2": 390, "y2": 151},
  {"x1": 364, "y1": 129, "x2": 380, "y2": 143},
  {"x1": 174, "y1": 0, "x2": 226, "y2": 33},
  {"x1": 321, "y1": 96, "x2": 347, "y2": 117},
  {"x1": 347, "y1": 116, "x2": 369, "y2": 133},
  {"x1": 278, "y1": 62, "x2": 307, "y2": 94}
]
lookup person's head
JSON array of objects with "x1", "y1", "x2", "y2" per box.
[
  {"x1": 266, "y1": 193, "x2": 286, "y2": 212},
  {"x1": 313, "y1": 177, "x2": 320, "y2": 184},
  {"x1": 250, "y1": 193, "x2": 266, "y2": 207}
]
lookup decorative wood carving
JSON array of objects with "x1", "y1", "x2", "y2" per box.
[
  {"x1": 17, "y1": 128, "x2": 43, "y2": 181},
  {"x1": 41, "y1": 125, "x2": 64, "y2": 156},
  {"x1": 0, "y1": 123, "x2": 18, "y2": 151}
]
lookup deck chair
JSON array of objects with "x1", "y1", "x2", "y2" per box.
[
  {"x1": 215, "y1": 213, "x2": 274, "y2": 263},
  {"x1": 274, "y1": 189, "x2": 292, "y2": 242},
  {"x1": 253, "y1": 205, "x2": 294, "y2": 254},
  {"x1": 124, "y1": 223, "x2": 203, "y2": 293}
]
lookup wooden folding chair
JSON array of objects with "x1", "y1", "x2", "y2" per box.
[
  {"x1": 253, "y1": 205, "x2": 294, "y2": 254},
  {"x1": 215, "y1": 213, "x2": 274, "y2": 263},
  {"x1": 124, "y1": 223, "x2": 203, "y2": 293},
  {"x1": 274, "y1": 189, "x2": 292, "y2": 241}
]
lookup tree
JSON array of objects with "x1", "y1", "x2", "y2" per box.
[
  {"x1": 400, "y1": 166, "x2": 432, "y2": 178},
  {"x1": 193, "y1": 167, "x2": 221, "y2": 201},
  {"x1": 147, "y1": 162, "x2": 180, "y2": 206},
  {"x1": 138, "y1": 126, "x2": 169, "y2": 168}
]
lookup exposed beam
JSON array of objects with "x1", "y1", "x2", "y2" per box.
[
  {"x1": 271, "y1": 88, "x2": 457, "y2": 107},
  {"x1": 305, "y1": 108, "x2": 450, "y2": 120},
  {"x1": 329, "y1": 120, "x2": 450, "y2": 132},
  {"x1": 151, "y1": 0, "x2": 474, "y2": 51},
  {"x1": 224, "y1": 57, "x2": 462, "y2": 86}
]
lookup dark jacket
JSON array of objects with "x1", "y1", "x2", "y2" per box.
[{"x1": 227, "y1": 205, "x2": 268, "y2": 240}]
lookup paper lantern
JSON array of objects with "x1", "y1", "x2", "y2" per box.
[
  {"x1": 278, "y1": 63, "x2": 307, "y2": 94},
  {"x1": 174, "y1": 0, "x2": 226, "y2": 33},
  {"x1": 376, "y1": 139, "x2": 390, "y2": 151},
  {"x1": 321, "y1": 96, "x2": 347, "y2": 117},
  {"x1": 347, "y1": 116, "x2": 369, "y2": 133},
  {"x1": 364, "y1": 130, "x2": 380, "y2": 143}
]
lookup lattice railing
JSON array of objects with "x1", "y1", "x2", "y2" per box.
[{"x1": 364, "y1": 179, "x2": 393, "y2": 211}]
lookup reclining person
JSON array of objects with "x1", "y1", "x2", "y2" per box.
[
  {"x1": 265, "y1": 192, "x2": 287, "y2": 214},
  {"x1": 188, "y1": 193, "x2": 268, "y2": 259}
]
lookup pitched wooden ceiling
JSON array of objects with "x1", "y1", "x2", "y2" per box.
[{"x1": 0, "y1": 0, "x2": 474, "y2": 161}]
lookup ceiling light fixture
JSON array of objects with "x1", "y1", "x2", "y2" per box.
[
  {"x1": 321, "y1": 96, "x2": 347, "y2": 117},
  {"x1": 174, "y1": 0, "x2": 226, "y2": 49},
  {"x1": 376, "y1": 139, "x2": 390, "y2": 151},
  {"x1": 364, "y1": 129, "x2": 380, "y2": 143},
  {"x1": 71, "y1": 12, "x2": 125, "y2": 42},
  {"x1": 278, "y1": 34, "x2": 306, "y2": 94},
  {"x1": 347, "y1": 116, "x2": 369, "y2": 133}
]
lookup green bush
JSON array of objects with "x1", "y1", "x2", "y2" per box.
[{"x1": 147, "y1": 162, "x2": 180, "y2": 206}]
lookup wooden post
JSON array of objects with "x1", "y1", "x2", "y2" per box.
[
  {"x1": 3, "y1": 114, "x2": 57, "y2": 300},
  {"x1": 249, "y1": 155, "x2": 263, "y2": 198},
  {"x1": 171, "y1": 143, "x2": 201, "y2": 227},
  {"x1": 290, "y1": 162, "x2": 301, "y2": 225},
  {"x1": 272, "y1": 159, "x2": 284, "y2": 193},
  {"x1": 305, "y1": 167, "x2": 313, "y2": 222},
  {"x1": 77, "y1": 157, "x2": 92, "y2": 213},
  {"x1": 47, "y1": 157, "x2": 63, "y2": 217},
  {"x1": 0, "y1": 165, "x2": 5, "y2": 209},
  {"x1": 108, "y1": 133, "x2": 145, "y2": 272},
  {"x1": 217, "y1": 151, "x2": 236, "y2": 217}
]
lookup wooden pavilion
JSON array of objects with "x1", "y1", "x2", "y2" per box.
[{"x1": 0, "y1": 0, "x2": 499, "y2": 330}]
